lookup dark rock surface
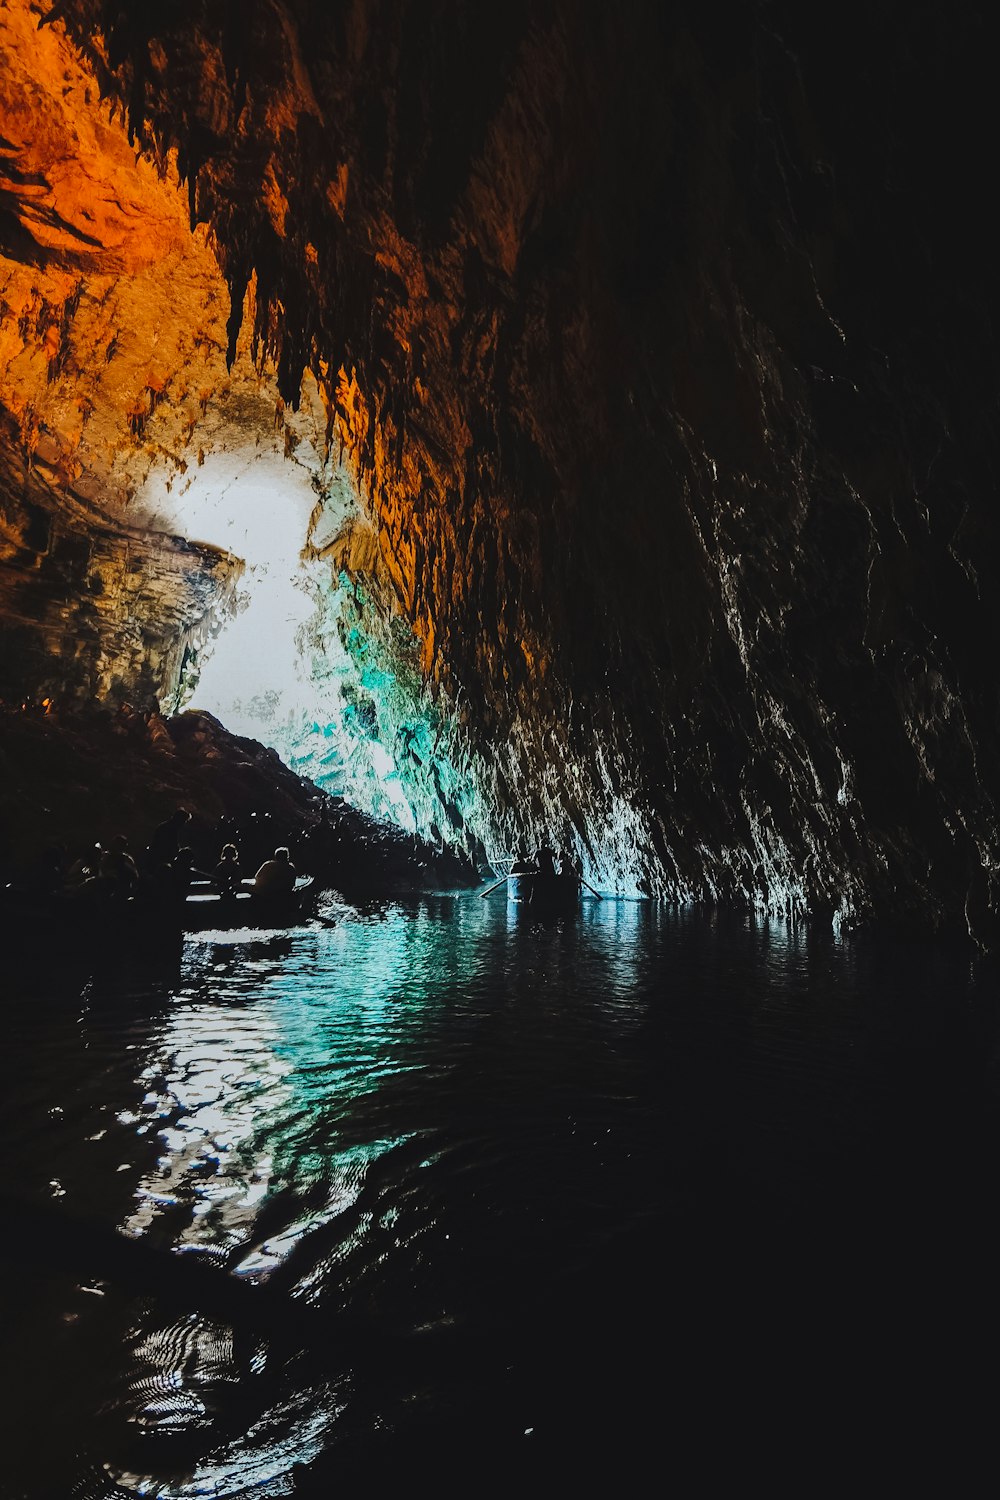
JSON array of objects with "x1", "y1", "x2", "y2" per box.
[
  {"x1": 2, "y1": 2, "x2": 999, "y2": 939},
  {"x1": 0, "y1": 702, "x2": 478, "y2": 895},
  {"x1": 0, "y1": 426, "x2": 242, "y2": 708}
]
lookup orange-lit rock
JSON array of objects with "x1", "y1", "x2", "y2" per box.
[
  {"x1": 0, "y1": 3, "x2": 190, "y2": 275},
  {"x1": 3, "y1": 1, "x2": 1000, "y2": 940},
  {"x1": 0, "y1": 0, "x2": 334, "y2": 708}
]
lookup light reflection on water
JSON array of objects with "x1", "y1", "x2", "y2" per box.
[{"x1": 1, "y1": 897, "x2": 996, "y2": 1494}]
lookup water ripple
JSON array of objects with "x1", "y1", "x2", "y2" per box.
[{"x1": 1, "y1": 900, "x2": 995, "y2": 1494}]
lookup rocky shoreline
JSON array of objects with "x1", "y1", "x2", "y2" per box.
[{"x1": 0, "y1": 702, "x2": 481, "y2": 898}]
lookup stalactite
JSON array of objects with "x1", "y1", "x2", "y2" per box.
[{"x1": 3, "y1": 0, "x2": 1000, "y2": 938}]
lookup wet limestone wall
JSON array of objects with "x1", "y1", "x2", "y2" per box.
[
  {"x1": 5, "y1": 0, "x2": 1000, "y2": 939},
  {"x1": 0, "y1": 434, "x2": 242, "y2": 707}
]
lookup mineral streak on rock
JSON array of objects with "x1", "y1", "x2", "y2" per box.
[
  {"x1": 0, "y1": 427, "x2": 242, "y2": 707},
  {"x1": 3, "y1": 1, "x2": 1000, "y2": 940},
  {"x1": 1, "y1": 0, "x2": 480, "y2": 851}
]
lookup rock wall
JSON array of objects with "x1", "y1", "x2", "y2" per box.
[
  {"x1": 0, "y1": 0, "x2": 327, "y2": 706},
  {"x1": 4, "y1": 1, "x2": 1000, "y2": 939},
  {"x1": 0, "y1": 428, "x2": 242, "y2": 706},
  {"x1": 0, "y1": 700, "x2": 476, "y2": 892}
]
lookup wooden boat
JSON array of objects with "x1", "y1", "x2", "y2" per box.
[
  {"x1": 178, "y1": 876, "x2": 318, "y2": 930},
  {"x1": 1, "y1": 876, "x2": 319, "y2": 941},
  {"x1": 507, "y1": 870, "x2": 581, "y2": 913}
]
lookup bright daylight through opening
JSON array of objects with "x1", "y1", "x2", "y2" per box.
[{"x1": 133, "y1": 447, "x2": 420, "y2": 832}]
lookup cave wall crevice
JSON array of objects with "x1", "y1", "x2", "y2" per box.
[{"x1": 3, "y1": 0, "x2": 1000, "y2": 938}]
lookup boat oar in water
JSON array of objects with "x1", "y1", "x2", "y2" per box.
[{"x1": 481, "y1": 871, "x2": 603, "y2": 900}]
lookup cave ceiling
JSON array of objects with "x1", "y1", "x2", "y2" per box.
[{"x1": 2, "y1": 0, "x2": 1000, "y2": 939}]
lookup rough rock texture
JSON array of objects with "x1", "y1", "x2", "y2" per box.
[
  {"x1": 0, "y1": 420, "x2": 242, "y2": 704},
  {"x1": 3, "y1": 1, "x2": 1000, "y2": 939},
  {"x1": 1, "y1": 2, "x2": 468, "y2": 847},
  {"x1": 0, "y1": 0, "x2": 332, "y2": 702},
  {"x1": 0, "y1": 701, "x2": 476, "y2": 892}
]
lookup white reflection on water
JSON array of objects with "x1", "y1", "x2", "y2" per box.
[
  {"x1": 15, "y1": 895, "x2": 992, "y2": 1497},
  {"x1": 111, "y1": 919, "x2": 434, "y2": 1494},
  {"x1": 123, "y1": 1004, "x2": 293, "y2": 1247},
  {"x1": 115, "y1": 1384, "x2": 344, "y2": 1498},
  {"x1": 121, "y1": 921, "x2": 424, "y2": 1261}
]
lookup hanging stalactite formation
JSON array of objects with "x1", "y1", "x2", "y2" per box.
[{"x1": 2, "y1": 0, "x2": 999, "y2": 939}]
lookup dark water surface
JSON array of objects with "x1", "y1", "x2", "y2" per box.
[{"x1": 2, "y1": 895, "x2": 999, "y2": 1495}]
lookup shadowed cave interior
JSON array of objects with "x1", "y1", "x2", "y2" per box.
[
  {"x1": 2, "y1": 0, "x2": 998, "y2": 936},
  {"x1": 2, "y1": 1, "x2": 1000, "y2": 1492}
]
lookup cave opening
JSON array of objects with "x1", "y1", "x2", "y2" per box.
[
  {"x1": 136, "y1": 443, "x2": 326, "y2": 735},
  {"x1": 133, "y1": 432, "x2": 479, "y2": 846},
  {"x1": 5, "y1": 0, "x2": 1000, "y2": 1489}
]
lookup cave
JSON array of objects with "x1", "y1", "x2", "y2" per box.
[
  {"x1": 3, "y1": 0, "x2": 1000, "y2": 928},
  {"x1": 2, "y1": 1, "x2": 999, "y2": 1492}
]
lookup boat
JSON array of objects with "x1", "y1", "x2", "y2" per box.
[
  {"x1": 179, "y1": 876, "x2": 318, "y2": 931},
  {"x1": 1, "y1": 875, "x2": 319, "y2": 942},
  {"x1": 507, "y1": 870, "x2": 581, "y2": 913}
]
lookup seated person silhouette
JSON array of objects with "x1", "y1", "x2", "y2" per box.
[
  {"x1": 212, "y1": 843, "x2": 242, "y2": 896},
  {"x1": 146, "y1": 808, "x2": 192, "y2": 874},
  {"x1": 166, "y1": 847, "x2": 209, "y2": 901},
  {"x1": 99, "y1": 834, "x2": 140, "y2": 898},
  {"x1": 252, "y1": 846, "x2": 296, "y2": 897}
]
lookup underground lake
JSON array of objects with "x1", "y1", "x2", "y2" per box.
[
  {"x1": 4, "y1": 0, "x2": 1000, "y2": 1492},
  {"x1": 3, "y1": 899, "x2": 997, "y2": 1493}
]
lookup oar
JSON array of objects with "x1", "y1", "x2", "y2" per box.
[
  {"x1": 581, "y1": 877, "x2": 603, "y2": 900},
  {"x1": 479, "y1": 874, "x2": 509, "y2": 898}
]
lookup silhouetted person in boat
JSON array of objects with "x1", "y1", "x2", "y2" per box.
[
  {"x1": 64, "y1": 845, "x2": 101, "y2": 891},
  {"x1": 156, "y1": 847, "x2": 209, "y2": 903},
  {"x1": 559, "y1": 848, "x2": 581, "y2": 879},
  {"x1": 510, "y1": 847, "x2": 535, "y2": 875},
  {"x1": 212, "y1": 843, "x2": 242, "y2": 896},
  {"x1": 252, "y1": 846, "x2": 296, "y2": 897},
  {"x1": 98, "y1": 835, "x2": 139, "y2": 898},
  {"x1": 535, "y1": 843, "x2": 556, "y2": 878},
  {"x1": 63, "y1": 843, "x2": 116, "y2": 902},
  {"x1": 147, "y1": 808, "x2": 192, "y2": 871}
]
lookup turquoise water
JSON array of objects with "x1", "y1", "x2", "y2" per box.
[{"x1": 1, "y1": 896, "x2": 997, "y2": 1494}]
